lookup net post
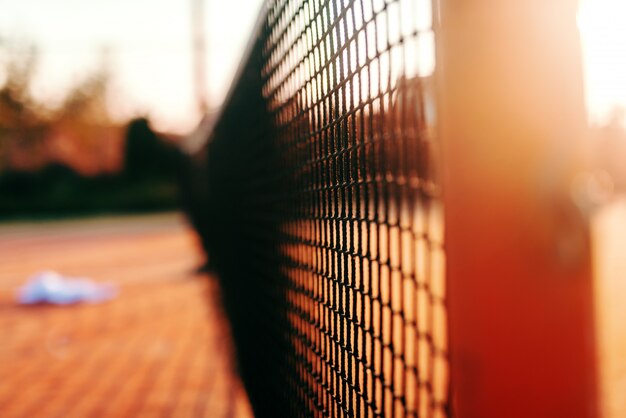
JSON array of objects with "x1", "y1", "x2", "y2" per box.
[{"x1": 434, "y1": 0, "x2": 598, "y2": 416}]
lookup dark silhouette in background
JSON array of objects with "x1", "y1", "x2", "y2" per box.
[
  {"x1": 124, "y1": 117, "x2": 180, "y2": 182},
  {"x1": 0, "y1": 117, "x2": 182, "y2": 218}
]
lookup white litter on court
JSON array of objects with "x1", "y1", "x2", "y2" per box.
[{"x1": 17, "y1": 271, "x2": 117, "y2": 305}]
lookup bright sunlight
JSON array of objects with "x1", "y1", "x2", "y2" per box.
[{"x1": 578, "y1": 0, "x2": 626, "y2": 126}]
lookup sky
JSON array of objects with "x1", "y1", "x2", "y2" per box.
[
  {"x1": 0, "y1": 0, "x2": 264, "y2": 133},
  {"x1": 0, "y1": 0, "x2": 624, "y2": 133}
]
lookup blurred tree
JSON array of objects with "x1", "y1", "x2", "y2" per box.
[
  {"x1": 0, "y1": 41, "x2": 124, "y2": 175},
  {"x1": 0, "y1": 41, "x2": 46, "y2": 171},
  {"x1": 50, "y1": 57, "x2": 123, "y2": 175},
  {"x1": 58, "y1": 55, "x2": 111, "y2": 124}
]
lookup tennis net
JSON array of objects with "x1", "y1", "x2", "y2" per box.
[{"x1": 192, "y1": 0, "x2": 449, "y2": 416}]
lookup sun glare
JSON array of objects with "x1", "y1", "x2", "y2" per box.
[{"x1": 578, "y1": 0, "x2": 626, "y2": 126}]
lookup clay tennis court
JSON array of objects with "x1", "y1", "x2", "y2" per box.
[{"x1": 0, "y1": 213, "x2": 252, "y2": 417}]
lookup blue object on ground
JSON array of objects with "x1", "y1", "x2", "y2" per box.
[{"x1": 17, "y1": 271, "x2": 117, "y2": 305}]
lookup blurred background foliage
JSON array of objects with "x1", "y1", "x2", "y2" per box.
[{"x1": 0, "y1": 40, "x2": 182, "y2": 219}]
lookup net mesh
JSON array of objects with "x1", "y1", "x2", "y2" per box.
[{"x1": 199, "y1": 0, "x2": 449, "y2": 416}]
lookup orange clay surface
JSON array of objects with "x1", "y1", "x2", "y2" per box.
[{"x1": 0, "y1": 213, "x2": 253, "y2": 418}]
